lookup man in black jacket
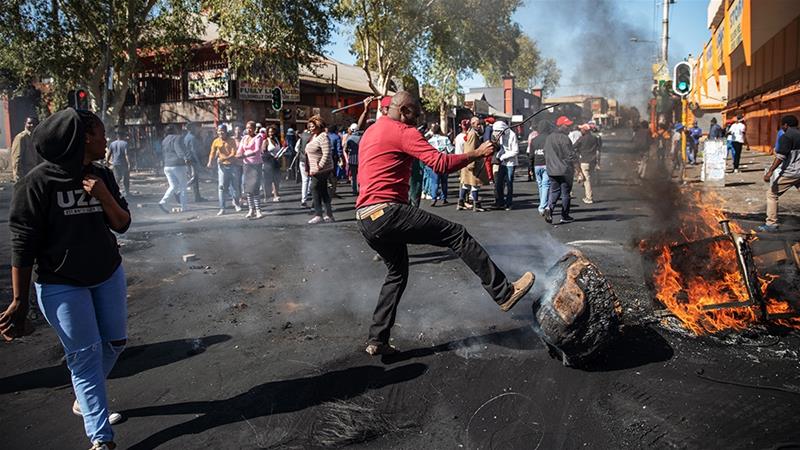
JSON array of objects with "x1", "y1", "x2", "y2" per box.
[{"x1": 543, "y1": 116, "x2": 584, "y2": 224}]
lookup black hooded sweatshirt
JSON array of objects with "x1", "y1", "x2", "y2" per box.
[{"x1": 10, "y1": 108, "x2": 130, "y2": 286}]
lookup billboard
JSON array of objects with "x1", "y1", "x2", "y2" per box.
[
  {"x1": 729, "y1": 0, "x2": 743, "y2": 50},
  {"x1": 187, "y1": 68, "x2": 229, "y2": 100},
  {"x1": 239, "y1": 80, "x2": 300, "y2": 103}
]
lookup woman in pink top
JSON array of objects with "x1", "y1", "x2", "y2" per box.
[{"x1": 237, "y1": 121, "x2": 264, "y2": 219}]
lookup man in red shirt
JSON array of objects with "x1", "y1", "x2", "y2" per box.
[{"x1": 356, "y1": 91, "x2": 535, "y2": 355}]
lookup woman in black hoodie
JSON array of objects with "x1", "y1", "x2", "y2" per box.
[{"x1": 0, "y1": 108, "x2": 131, "y2": 450}]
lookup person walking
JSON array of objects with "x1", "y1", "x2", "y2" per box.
[
  {"x1": 671, "y1": 123, "x2": 687, "y2": 184},
  {"x1": 729, "y1": 114, "x2": 748, "y2": 173},
  {"x1": 543, "y1": 116, "x2": 584, "y2": 224},
  {"x1": 427, "y1": 123, "x2": 454, "y2": 206},
  {"x1": 10, "y1": 116, "x2": 41, "y2": 182},
  {"x1": 687, "y1": 120, "x2": 702, "y2": 165},
  {"x1": 708, "y1": 117, "x2": 724, "y2": 139},
  {"x1": 237, "y1": 121, "x2": 264, "y2": 219},
  {"x1": 261, "y1": 125, "x2": 282, "y2": 202},
  {"x1": 759, "y1": 115, "x2": 800, "y2": 232},
  {"x1": 327, "y1": 125, "x2": 343, "y2": 199},
  {"x1": 306, "y1": 115, "x2": 335, "y2": 223},
  {"x1": 207, "y1": 124, "x2": 242, "y2": 216},
  {"x1": 295, "y1": 123, "x2": 313, "y2": 207},
  {"x1": 575, "y1": 123, "x2": 601, "y2": 204},
  {"x1": 183, "y1": 123, "x2": 208, "y2": 202},
  {"x1": 458, "y1": 117, "x2": 490, "y2": 211},
  {"x1": 345, "y1": 123, "x2": 363, "y2": 196},
  {"x1": 106, "y1": 130, "x2": 130, "y2": 197},
  {"x1": 1, "y1": 109, "x2": 131, "y2": 450},
  {"x1": 355, "y1": 91, "x2": 534, "y2": 355},
  {"x1": 633, "y1": 121, "x2": 653, "y2": 179},
  {"x1": 158, "y1": 125, "x2": 190, "y2": 213},
  {"x1": 530, "y1": 121, "x2": 551, "y2": 214},
  {"x1": 491, "y1": 120, "x2": 518, "y2": 210}
]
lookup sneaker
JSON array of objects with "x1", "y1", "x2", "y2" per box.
[
  {"x1": 538, "y1": 208, "x2": 545, "y2": 216},
  {"x1": 245, "y1": 209, "x2": 255, "y2": 219},
  {"x1": 323, "y1": 215, "x2": 335, "y2": 223},
  {"x1": 74, "y1": 400, "x2": 123, "y2": 426},
  {"x1": 253, "y1": 210, "x2": 264, "y2": 220},
  {"x1": 308, "y1": 216, "x2": 323, "y2": 224},
  {"x1": 733, "y1": 169, "x2": 740, "y2": 174},
  {"x1": 89, "y1": 442, "x2": 117, "y2": 450},
  {"x1": 543, "y1": 207, "x2": 553, "y2": 224},
  {"x1": 441, "y1": 200, "x2": 450, "y2": 206},
  {"x1": 472, "y1": 203, "x2": 486, "y2": 212},
  {"x1": 158, "y1": 203, "x2": 170, "y2": 214},
  {"x1": 272, "y1": 196, "x2": 280, "y2": 202},
  {"x1": 499, "y1": 272, "x2": 535, "y2": 312},
  {"x1": 431, "y1": 199, "x2": 438, "y2": 207},
  {"x1": 233, "y1": 204, "x2": 243, "y2": 212},
  {"x1": 505, "y1": 206, "x2": 512, "y2": 211},
  {"x1": 300, "y1": 202, "x2": 308, "y2": 208},
  {"x1": 216, "y1": 209, "x2": 225, "y2": 216},
  {"x1": 756, "y1": 224, "x2": 779, "y2": 232},
  {"x1": 457, "y1": 201, "x2": 468, "y2": 210},
  {"x1": 582, "y1": 198, "x2": 594, "y2": 204},
  {"x1": 365, "y1": 342, "x2": 399, "y2": 356},
  {"x1": 560, "y1": 215, "x2": 575, "y2": 224}
]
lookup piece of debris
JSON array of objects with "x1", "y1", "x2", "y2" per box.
[
  {"x1": 532, "y1": 250, "x2": 622, "y2": 367},
  {"x1": 182, "y1": 254, "x2": 198, "y2": 262},
  {"x1": 282, "y1": 321, "x2": 293, "y2": 330}
]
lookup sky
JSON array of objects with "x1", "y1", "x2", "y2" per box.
[{"x1": 323, "y1": 0, "x2": 712, "y2": 111}]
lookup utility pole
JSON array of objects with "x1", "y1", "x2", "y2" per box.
[
  {"x1": 661, "y1": 0, "x2": 671, "y2": 64},
  {"x1": 101, "y1": 0, "x2": 114, "y2": 125}
]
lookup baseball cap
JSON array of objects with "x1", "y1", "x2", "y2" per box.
[
  {"x1": 578, "y1": 123, "x2": 591, "y2": 131},
  {"x1": 380, "y1": 96, "x2": 392, "y2": 108},
  {"x1": 556, "y1": 116, "x2": 573, "y2": 127},
  {"x1": 674, "y1": 122, "x2": 684, "y2": 131},
  {"x1": 348, "y1": 123, "x2": 359, "y2": 132},
  {"x1": 485, "y1": 116, "x2": 496, "y2": 125}
]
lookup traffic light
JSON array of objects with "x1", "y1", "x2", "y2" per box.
[
  {"x1": 271, "y1": 87, "x2": 283, "y2": 111},
  {"x1": 673, "y1": 61, "x2": 692, "y2": 97},
  {"x1": 67, "y1": 89, "x2": 90, "y2": 109}
]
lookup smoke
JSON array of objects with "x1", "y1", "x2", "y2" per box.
[{"x1": 522, "y1": 0, "x2": 687, "y2": 112}]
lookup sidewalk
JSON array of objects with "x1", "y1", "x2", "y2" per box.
[{"x1": 686, "y1": 147, "x2": 800, "y2": 226}]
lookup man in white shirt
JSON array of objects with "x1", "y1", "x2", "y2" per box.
[
  {"x1": 729, "y1": 114, "x2": 748, "y2": 173},
  {"x1": 491, "y1": 121, "x2": 519, "y2": 210}
]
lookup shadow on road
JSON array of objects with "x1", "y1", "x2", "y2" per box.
[
  {"x1": 123, "y1": 363, "x2": 427, "y2": 449},
  {"x1": 579, "y1": 325, "x2": 674, "y2": 372},
  {"x1": 0, "y1": 335, "x2": 231, "y2": 394}
]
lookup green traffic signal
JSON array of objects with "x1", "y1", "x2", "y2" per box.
[
  {"x1": 271, "y1": 87, "x2": 283, "y2": 111},
  {"x1": 672, "y1": 61, "x2": 692, "y2": 97}
]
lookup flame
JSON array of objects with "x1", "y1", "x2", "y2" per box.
[{"x1": 648, "y1": 191, "x2": 798, "y2": 334}]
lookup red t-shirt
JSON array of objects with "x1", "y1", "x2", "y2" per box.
[{"x1": 356, "y1": 117, "x2": 471, "y2": 208}]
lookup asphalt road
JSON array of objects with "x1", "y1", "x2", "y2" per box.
[{"x1": 1, "y1": 132, "x2": 799, "y2": 449}]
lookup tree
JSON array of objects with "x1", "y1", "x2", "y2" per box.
[
  {"x1": 0, "y1": 0, "x2": 204, "y2": 124},
  {"x1": 204, "y1": 0, "x2": 335, "y2": 83},
  {"x1": 480, "y1": 34, "x2": 561, "y2": 96}
]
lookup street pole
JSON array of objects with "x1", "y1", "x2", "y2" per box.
[
  {"x1": 681, "y1": 98, "x2": 687, "y2": 162},
  {"x1": 661, "y1": 0, "x2": 670, "y2": 64}
]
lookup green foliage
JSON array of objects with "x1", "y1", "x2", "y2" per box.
[{"x1": 204, "y1": 0, "x2": 335, "y2": 82}]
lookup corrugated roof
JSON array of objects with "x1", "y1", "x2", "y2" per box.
[{"x1": 300, "y1": 57, "x2": 377, "y2": 95}]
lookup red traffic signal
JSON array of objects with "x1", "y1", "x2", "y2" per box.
[{"x1": 68, "y1": 89, "x2": 90, "y2": 110}]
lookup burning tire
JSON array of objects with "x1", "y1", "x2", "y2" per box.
[{"x1": 532, "y1": 251, "x2": 622, "y2": 367}]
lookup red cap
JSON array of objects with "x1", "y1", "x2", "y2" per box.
[
  {"x1": 380, "y1": 96, "x2": 392, "y2": 108},
  {"x1": 485, "y1": 116, "x2": 496, "y2": 125},
  {"x1": 556, "y1": 116, "x2": 573, "y2": 127}
]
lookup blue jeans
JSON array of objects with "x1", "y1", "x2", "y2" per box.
[
  {"x1": 534, "y1": 165, "x2": 550, "y2": 212},
  {"x1": 436, "y1": 172, "x2": 448, "y2": 201},
  {"x1": 218, "y1": 165, "x2": 242, "y2": 209},
  {"x1": 493, "y1": 165, "x2": 515, "y2": 208},
  {"x1": 160, "y1": 165, "x2": 188, "y2": 210},
  {"x1": 425, "y1": 166, "x2": 439, "y2": 199},
  {"x1": 36, "y1": 265, "x2": 127, "y2": 444}
]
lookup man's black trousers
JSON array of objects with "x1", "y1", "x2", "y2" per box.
[
  {"x1": 547, "y1": 174, "x2": 573, "y2": 217},
  {"x1": 358, "y1": 203, "x2": 513, "y2": 345}
]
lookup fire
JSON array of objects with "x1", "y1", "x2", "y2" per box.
[{"x1": 648, "y1": 191, "x2": 798, "y2": 334}]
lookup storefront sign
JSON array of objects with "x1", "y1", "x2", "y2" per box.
[
  {"x1": 714, "y1": 27, "x2": 724, "y2": 70},
  {"x1": 188, "y1": 68, "x2": 229, "y2": 100},
  {"x1": 238, "y1": 80, "x2": 300, "y2": 103},
  {"x1": 729, "y1": 0, "x2": 743, "y2": 51}
]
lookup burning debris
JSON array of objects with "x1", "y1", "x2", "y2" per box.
[
  {"x1": 644, "y1": 191, "x2": 800, "y2": 335},
  {"x1": 532, "y1": 251, "x2": 622, "y2": 367}
]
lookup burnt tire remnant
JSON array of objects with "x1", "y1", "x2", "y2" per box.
[{"x1": 532, "y1": 251, "x2": 622, "y2": 367}]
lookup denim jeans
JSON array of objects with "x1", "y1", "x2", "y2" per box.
[
  {"x1": 349, "y1": 164, "x2": 359, "y2": 196},
  {"x1": 548, "y1": 174, "x2": 573, "y2": 217},
  {"x1": 493, "y1": 165, "x2": 515, "y2": 208},
  {"x1": 424, "y1": 166, "x2": 438, "y2": 198},
  {"x1": 436, "y1": 172, "x2": 448, "y2": 201},
  {"x1": 35, "y1": 265, "x2": 127, "y2": 444},
  {"x1": 218, "y1": 164, "x2": 242, "y2": 209},
  {"x1": 299, "y1": 161, "x2": 311, "y2": 203},
  {"x1": 357, "y1": 203, "x2": 512, "y2": 344},
  {"x1": 534, "y1": 165, "x2": 550, "y2": 212},
  {"x1": 161, "y1": 165, "x2": 188, "y2": 210}
]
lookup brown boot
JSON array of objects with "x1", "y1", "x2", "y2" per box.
[{"x1": 499, "y1": 272, "x2": 535, "y2": 312}]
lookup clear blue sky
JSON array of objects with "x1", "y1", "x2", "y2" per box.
[{"x1": 324, "y1": 0, "x2": 711, "y2": 110}]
